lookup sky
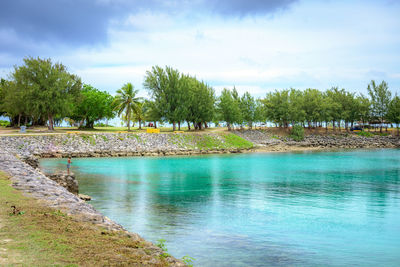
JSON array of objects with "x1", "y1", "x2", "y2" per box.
[{"x1": 1, "y1": 0, "x2": 400, "y2": 98}]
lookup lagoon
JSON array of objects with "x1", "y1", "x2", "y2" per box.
[{"x1": 40, "y1": 149, "x2": 400, "y2": 266}]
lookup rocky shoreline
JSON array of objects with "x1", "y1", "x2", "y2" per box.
[
  {"x1": 234, "y1": 130, "x2": 400, "y2": 150},
  {"x1": 0, "y1": 131, "x2": 399, "y2": 266},
  {"x1": 0, "y1": 133, "x2": 194, "y2": 266}
]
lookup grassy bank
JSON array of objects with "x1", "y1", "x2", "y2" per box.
[
  {"x1": 0, "y1": 172, "x2": 169, "y2": 266},
  {"x1": 169, "y1": 133, "x2": 253, "y2": 150}
]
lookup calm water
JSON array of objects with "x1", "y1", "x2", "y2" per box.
[{"x1": 40, "y1": 149, "x2": 400, "y2": 267}]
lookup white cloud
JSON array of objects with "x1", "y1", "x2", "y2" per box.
[{"x1": 3, "y1": 1, "x2": 399, "y2": 97}]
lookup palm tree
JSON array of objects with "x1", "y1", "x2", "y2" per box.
[
  {"x1": 133, "y1": 101, "x2": 145, "y2": 129},
  {"x1": 113, "y1": 83, "x2": 141, "y2": 131}
]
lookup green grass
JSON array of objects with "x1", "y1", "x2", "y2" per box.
[
  {"x1": 0, "y1": 172, "x2": 169, "y2": 266},
  {"x1": 80, "y1": 134, "x2": 96, "y2": 145},
  {"x1": 356, "y1": 131, "x2": 374, "y2": 137},
  {"x1": 168, "y1": 133, "x2": 253, "y2": 150},
  {"x1": 223, "y1": 133, "x2": 254, "y2": 149},
  {"x1": 127, "y1": 134, "x2": 144, "y2": 143}
]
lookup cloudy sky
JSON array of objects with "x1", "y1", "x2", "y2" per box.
[{"x1": 1, "y1": 0, "x2": 400, "y2": 97}]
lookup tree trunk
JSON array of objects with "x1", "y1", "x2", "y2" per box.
[
  {"x1": 204, "y1": 122, "x2": 208, "y2": 128},
  {"x1": 48, "y1": 113, "x2": 54, "y2": 131},
  {"x1": 227, "y1": 122, "x2": 231, "y2": 131},
  {"x1": 18, "y1": 114, "x2": 21, "y2": 127},
  {"x1": 138, "y1": 119, "x2": 142, "y2": 129},
  {"x1": 332, "y1": 120, "x2": 336, "y2": 131},
  {"x1": 173, "y1": 122, "x2": 176, "y2": 131},
  {"x1": 187, "y1": 121, "x2": 191, "y2": 131},
  {"x1": 127, "y1": 108, "x2": 131, "y2": 132},
  {"x1": 178, "y1": 121, "x2": 181, "y2": 131}
]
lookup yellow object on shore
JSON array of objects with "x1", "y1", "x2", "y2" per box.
[
  {"x1": 66, "y1": 131, "x2": 81, "y2": 134},
  {"x1": 146, "y1": 128, "x2": 160, "y2": 133},
  {"x1": 173, "y1": 131, "x2": 184, "y2": 134}
]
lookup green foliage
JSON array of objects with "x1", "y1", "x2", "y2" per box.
[
  {"x1": 387, "y1": 96, "x2": 400, "y2": 130},
  {"x1": 289, "y1": 125, "x2": 305, "y2": 141},
  {"x1": 182, "y1": 255, "x2": 195, "y2": 267},
  {"x1": 239, "y1": 91, "x2": 256, "y2": 128},
  {"x1": 4, "y1": 57, "x2": 82, "y2": 130},
  {"x1": 217, "y1": 88, "x2": 241, "y2": 130},
  {"x1": 133, "y1": 101, "x2": 146, "y2": 129},
  {"x1": 0, "y1": 120, "x2": 10, "y2": 127},
  {"x1": 71, "y1": 84, "x2": 115, "y2": 128},
  {"x1": 113, "y1": 83, "x2": 142, "y2": 131},
  {"x1": 144, "y1": 66, "x2": 215, "y2": 130},
  {"x1": 143, "y1": 100, "x2": 162, "y2": 128},
  {"x1": 80, "y1": 134, "x2": 96, "y2": 145},
  {"x1": 169, "y1": 133, "x2": 253, "y2": 150},
  {"x1": 356, "y1": 131, "x2": 374, "y2": 137},
  {"x1": 223, "y1": 133, "x2": 254, "y2": 148},
  {"x1": 156, "y1": 239, "x2": 167, "y2": 252},
  {"x1": 367, "y1": 80, "x2": 391, "y2": 132},
  {"x1": 94, "y1": 122, "x2": 114, "y2": 127}
]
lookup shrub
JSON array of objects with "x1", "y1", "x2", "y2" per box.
[
  {"x1": 356, "y1": 131, "x2": 374, "y2": 137},
  {"x1": 289, "y1": 125, "x2": 304, "y2": 141},
  {"x1": 94, "y1": 122, "x2": 113, "y2": 127},
  {"x1": 0, "y1": 120, "x2": 10, "y2": 127}
]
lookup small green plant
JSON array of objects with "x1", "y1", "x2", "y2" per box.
[
  {"x1": 356, "y1": 131, "x2": 374, "y2": 137},
  {"x1": 128, "y1": 134, "x2": 143, "y2": 143},
  {"x1": 182, "y1": 255, "x2": 195, "y2": 267},
  {"x1": 52, "y1": 210, "x2": 67, "y2": 217},
  {"x1": 156, "y1": 239, "x2": 167, "y2": 251},
  {"x1": 156, "y1": 239, "x2": 171, "y2": 258},
  {"x1": 9, "y1": 205, "x2": 25, "y2": 216},
  {"x1": 101, "y1": 135, "x2": 108, "y2": 142},
  {"x1": 289, "y1": 125, "x2": 304, "y2": 141},
  {"x1": 80, "y1": 135, "x2": 96, "y2": 145},
  {"x1": 375, "y1": 132, "x2": 390, "y2": 136}
]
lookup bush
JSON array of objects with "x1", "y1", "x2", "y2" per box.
[
  {"x1": 0, "y1": 120, "x2": 10, "y2": 127},
  {"x1": 289, "y1": 125, "x2": 304, "y2": 141},
  {"x1": 356, "y1": 131, "x2": 374, "y2": 137},
  {"x1": 94, "y1": 122, "x2": 113, "y2": 127}
]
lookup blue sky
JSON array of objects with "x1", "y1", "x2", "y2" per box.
[{"x1": 1, "y1": 0, "x2": 400, "y2": 98}]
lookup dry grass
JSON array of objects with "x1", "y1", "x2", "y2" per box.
[{"x1": 0, "y1": 172, "x2": 169, "y2": 266}]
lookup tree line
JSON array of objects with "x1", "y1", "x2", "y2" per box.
[{"x1": 0, "y1": 57, "x2": 399, "y2": 133}]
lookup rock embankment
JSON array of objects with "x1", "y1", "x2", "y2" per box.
[
  {"x1": 233, "y1": 130, "x2": 400, "y2": 149},
  {"x1": 1, "y1": 132, "x2": 250, "y2": 159}
]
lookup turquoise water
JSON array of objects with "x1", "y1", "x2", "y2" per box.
[{"x1": 40, "y1": 149, "x2": 400, "y2": 267}]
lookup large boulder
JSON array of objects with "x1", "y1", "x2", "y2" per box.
[{"x1": 47, "y1": 172, "x2": 79, "y2": 194}]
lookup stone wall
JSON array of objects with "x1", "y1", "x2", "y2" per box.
[
  {"x1": 233, "y1": 130, "x2": 400, "y2": 149},
  {"x1": 0, "y1": 133, "x2": 250, "y2": 159}
]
